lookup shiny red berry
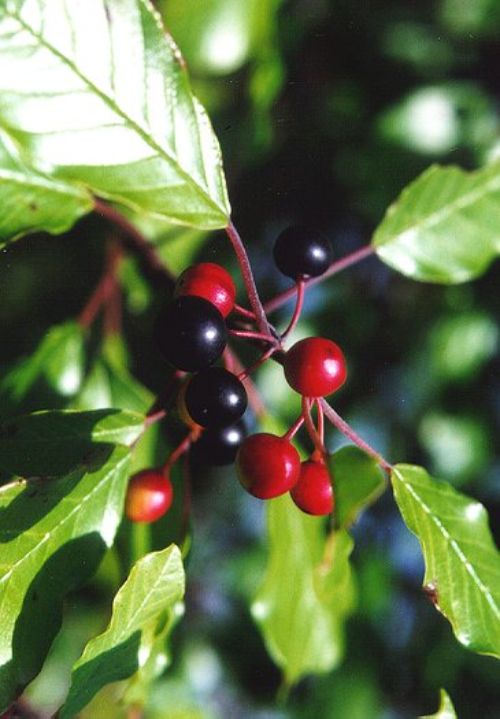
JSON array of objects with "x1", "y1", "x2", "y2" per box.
[
  {"x1": 290, "y1": 460, "x2": 334, "y2": 515},
  {"x1": 284, "y1": 337, "x2": 347, "y2": 397},
  {"x1": 125, "y1": 469, "x2": 173, "y2": 523},
  {"x1": 236, "y1": 433, "x2": 301, "y2": 499},
  {"x1": 175, "y1": 262, "x2": 236, "y2": 318}
]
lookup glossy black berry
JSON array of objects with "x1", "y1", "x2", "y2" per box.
[
  {"x1": 155, "y1": 296, "x2": 227, "y2": 372},
  {"x1": 184, "y1": 367, "x2": 248, "y2": 428},
  {"x1": 273, "y1": 225, "x2": 333, "y2": 279},
  {"x1": 192, "y1": 420, "x2": 247, "y2": 466}
]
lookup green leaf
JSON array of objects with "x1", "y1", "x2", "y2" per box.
[
  {"x1": 0, "y1": 322, "x2": 85, "y2": 419},
  {"x1": 60, "y1": 545, "x2": 185, "y2": 719},
  {"x1": 0, "y1": 0, "x2": 230, "y2": 229},
  {"x1": 0, "y1": 409, "x2": 144, "y2": 476},
  {"x1": 0, "y1": 129, "x2": 92, "y2": 245},
  {"x1": 391, "y1": 464, "x2": 500, "y2": 657},
  {"x1": 252, "y1": 495, "x2": 356, "y2": 685},
  {"x1": 373, "y1": 162, "x2": 500, "y2": 283},
  {"x1": 420, "y1": 689, "x2": 457, "y2": 719},
  {"x1": 328, "y1": 446, "x2": 387, "y2": 529},
  {"x1": 0, "y1": 446, "x2": 131, "y2": 710}
]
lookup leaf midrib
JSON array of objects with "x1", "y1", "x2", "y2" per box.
[
  {"x1": 6, "y1": 5, "x2": 226, "y2": 219},
  {"x1": 376, "y1": 167, "x2": 500, "y2": 247},
  {"x1": 393, "y1": 468, "x2": 500, "y2": 620}
]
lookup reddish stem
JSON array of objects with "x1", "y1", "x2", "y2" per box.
[
  {"x1": 265, "y1": 245, "x2": 375, "y2": 314},
  {"x1": 143, "y1": 409, "x2": 167, "y2": 429},
  {"x1": 302, "y1": 396, "x2": 326, "y2": 457},
  {"x1": 229, "y1": 329, "x2": 278, "y2": 344},
  {"x1": 233, "y1": 303, "x2": 256, "y2": 320},
  {"x1": 93, "y1": 198, "x2": 176, "y2": 289},
  {"x1": 226, "y1": 348, "x2": 267, "y2": 417},
  {"x1": 161, "y1": 432, "x2": 196, "y2": 475},
  {"x1": 237, "y1": 345, "x2": 276, "y2": 381},
  {"x1": 281, "y1": 278, "x2": 305, "y2": 341},
  {"x1": 78, "y1": 242, "x2": 123, "y2": 329},
  {"x1": 283, "y1": 415, "x2": 305, "y2": 442},
  {"x1": 320, "y1": 399, "x2": 392, "y2": 472},
  {"x1": 225, "y1": 221, "x2": 271, "y2": 337},
  {"x1": 315, "y1": 398, "x2": 325, "y2": 445}
]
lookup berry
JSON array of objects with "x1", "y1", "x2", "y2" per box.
[
  {"x1": 184, "y1": 367, "x2": 247, "y2": 428},
  {"x1": 284, "y1": 337, "x2": 347, "y2": 397},
  {"x1": 125, "y1": 469, "x2": 173, "y2": 523},
  {"x1": 192, "y1": 420, "x2": 247, "y2": 465},
  {"x1": 175, "y1": 262, "x2": 236, "y2": 318},
  {"x1": 290, "y1": 460, "x2": 334, "y2": 515},
  {"x1": 236, "y1": 433, "x2": 301, "y2": 499},
  {"x1": 273, "y1": 225, "x2": 333, "y2": 279},
  {"x1": 155, "y1": 296, "x2": 227, "y2": 372}
]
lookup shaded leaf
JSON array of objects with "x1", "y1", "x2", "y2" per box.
[
  {"x1": 328, "y1": 446, "x2": 387, "y2": 529},
  {"x1": 373, "y1": 162, "x2": 500, "y2": 283},
  {"x1": 0, "y1": 0, "x2": 230, "y2": 229},
  {"x1": 60, "y1": 545, "x2": 185, "y2": 718},
  {"x1": 0, "y1": 446, "x2": 131, "y2": 710},
  {"x1": 0, "y1": 322, "x2": 85, "y2": 419},
  {"x1": 252, "y1": 495, "x2": 355, "y2": 684},
  {"x1": 420, "y1": 689, "x2": 457, "y2": 719},
  {"x1": 0, "y1": 409, "x2": 144, "y2": 476},
  {"x1": 391, "y1": 464, "x2": 500, "y2": 657},
  {"x1": 0, "y1": 129, "x2": 92, "y2": 246}
]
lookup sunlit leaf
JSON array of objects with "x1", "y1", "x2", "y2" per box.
[
  {"x1": 0, "y1": 446, "x2": 131, "y2": 710},
  {"x1": 0, "y1": 129, "x2": 92, "y2": 246},
  {"x1": 0, "y1": 409, "x2": 144, "y2": 476},
  {"x1": 391, "y1": 464, "x2": 500, "y2": 657},
  {"x1": 328, "y1": 446, "x2": 387, "y2": 528},
  {"x1": 373, "y1": 162, "x2": 500, "y2": 282},
  {"x1": 0, "y1": 0, "x2": 230, "y2": 229},
  {"x1": 60, "y1": 545, "x2": 185, "y2": 718},
  {"x1": 420, "y1": 689, "x2": 457, "y2": 719},
  {"x1": 0, "y1": 322, "x2": 85, "y2": 419},
  {"x1": 252, "y1": 495, "x2": 355, "y2": 684}
]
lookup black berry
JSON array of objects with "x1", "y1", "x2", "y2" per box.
[
  {"x1": 192, "y1": 420, "x2": 247, "y2": 466},
  {"x1": 273, "y1": 225, "x2": 333, "y2": 279},
  {"x1": 184, "y1": 367, "x2": 247, "y2": 427},
  {"x1": 155, "y1": 296, "x2": 227, "y2": 372}
]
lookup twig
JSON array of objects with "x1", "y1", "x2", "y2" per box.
[
  {"x1": 281, "y1": 278, "x2": 305, "y2": 341},
  {"x1": 264, "y1": 245, "x2": 375, "y2": 314},
  {"x1": 78, "y1": 242, "x2": 123, "y2": 329},
  {"x1": 93, "y1": 198, "x2": 176, "y2": 291}
]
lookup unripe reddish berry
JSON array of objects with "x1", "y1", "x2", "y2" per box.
[
  {"x1": 284, "y1": 337, "x2": 347, "y2": 397},
  {"x1": 290, "y1": 460, "x2": 334, "y2": 515},
  {"x1": 175, "y1": 262, "x2": 236, "y2": 318},
  {"x1": 125, "y1": 469, "x2": 173, "y2": 523},
  {"x1": 236, "y1": 433, "x2": 301, "y2": 499}
]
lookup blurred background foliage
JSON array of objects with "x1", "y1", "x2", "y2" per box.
[{"x1": 1, "y1": 0, "x2": 499, "y2": 717}]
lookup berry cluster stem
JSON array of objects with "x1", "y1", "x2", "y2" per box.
[
  {"x1": 225, "y1": 220, "x2": 272, "y2": 338},
  {"x1": 320, "y1": 399, "x2": 392, "y2": 472},
  {"x1": 281, "y1": 278, "x2": 305, "y2": 341}
]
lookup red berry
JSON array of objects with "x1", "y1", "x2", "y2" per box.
[
  {"x1": 125, "y1": 469, "x2": 173, "y2": 523},
  {"x1": 290, "y1": 460, "x2": 334, "y2": 515},
  {"x1": 175, "y1": 262, "x2": 236, "y2": 318},
  {"x1": 236, "y1": 433, "x2": 301, "y2": 499},
  {"x1": 284, "y1": 337, "x2": 347, "y2": 397}
]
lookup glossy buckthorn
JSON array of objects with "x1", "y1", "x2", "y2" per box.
[
  {"x1": 175, "y1": 262, "x2": 236, "y2": 318},
  {"x1": 236, "y1": 433, "x2": 301, "y2": 499},
  {"x1": 192, "y1": 420, "x2": 247, "y2": 466},
  {"x1": 155, "y1": 296, "x2": 227, "y2": 372},
  {"x1": 284, "y1": 337, "x2": 347, "y2": 397},
  {"x1": 125, "y1": 469, "x2": 173, "y2": 523},
  {"x1": 290, "y1": 460, "x2": 334, "y2": 515},
  {"x1": 184, "y1": 367, "x2": 247, "y2": 428},
  {"x1": 273, "y1": 225, "x2": 333, "y2": 279}
]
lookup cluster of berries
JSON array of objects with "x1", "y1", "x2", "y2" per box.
[{"x1": 126, "y1": 226, "x2": 347, "y2": 524}]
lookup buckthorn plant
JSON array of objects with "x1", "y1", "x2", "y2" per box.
[{"x1": 0, "y1": 2, "x2": 498, "y2": 718}]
